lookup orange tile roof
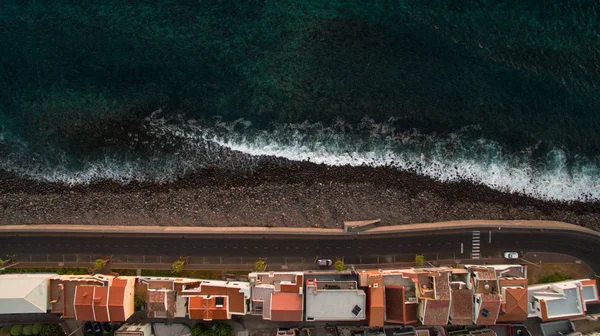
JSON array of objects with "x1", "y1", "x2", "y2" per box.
[
  {"x1": 367, "y1": 273, "x2": 385, "y2": 327},
  {"x1": 271, "y1": 292, "x2": 303, "y2": 322},
  {"x1": 196, "y1": 284, "x2": 245, "y2": 314},
  {"x1": 475, "y1": 294, "x2": 501, "y2": 325},
  {"x1": 108, "y1": 286, "x2": 126, "y2": 321},
  {"x1": 74, "y1": 285, "x2": 96, "y2": 321},
  {"x1": 92, "y1": 287, "x2": 110, "y2": 322},
  {"x1": 497, "y1": 288, "x2": 528, "y2": 322},
  {"x1": 189, "y1": 296, "x2": 229, "y2": 320},
  {"x1": 111, "y1": 278, "x2": 129, "y2": 287},
  {"x1": 451, "y1": 289, "x2": 473, "y2": 325},
  {"x1": 421, "y1": 299, "x2": 450, "y2": 325}
]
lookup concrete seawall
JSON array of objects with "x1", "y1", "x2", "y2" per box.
[{"x1": 0, "y1": 220, "x2": 597, "y2": 237}]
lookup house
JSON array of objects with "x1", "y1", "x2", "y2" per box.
[
  {"x1": 492, "y1": 265, "x2": 529, "y2": 322},
  {"x1": 528, "y1": 279, "x2": 599, "y2": 321},
  {"x1": 378, "y1": 269, "x2": 419, "y2": 325},
  {"x1": 73, "y1": 277, "x2": 135, "y2": 322},
  {"x1": 179, "y1": 279, "x2": 250, "y2": 320},
  {"x1": 249, "y1": 272, "x2": 304, "y2": 322},
  {"x1": 0, "y1": 273, "x2": 55, "y2": 314},
  {"x1": 138, "y1": 277, "x2": 178, "y2": 319},
  {"x1": 114, "y1": 323, "x2": 153, "y2": 336},
  {"x1": 449, "y1": 268, "x2": 473, "y2": 325},
  {"x1": 49, "y1": 274, "x2": 114, "y2": 319},
  {"x1": 305, "y1": 277, "x2": 366, "y2": 321},
  {"x1": 364, "y1": 271, "x2": 385, "y2": 327},
  {"x1": 416, "y1": 268, "x2": 452, "y2": 326},
  {"x1": 465, "y1": 266, "x2": 501, "y2": 325},
  {"x1": 446, "y1": 326, "x2": 497, "y2": 336},
  {"x1": 357, "y1": 269, "x2": 422, "y2": 326}
]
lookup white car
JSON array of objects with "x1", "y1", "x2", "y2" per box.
[{"x1": 504, "y1": 251, "x2": 520, "y2": 259}]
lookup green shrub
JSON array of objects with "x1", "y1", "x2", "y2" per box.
[
  {"x1": 191, "y1": 325, "x2": 212, "y2": 336},
  {"x1": 32, "y1": 324, "x2": 42, "y2": 335},
  {"x1": 22, "y1": 326, "x2": 32, "y2": 336},
  {"x1": 39, "y1": 325, "x2": 64, "y2": 336},
  {"x1": 191, "y1": 324, "x2": 232, "y2": 336},
  {"x1": 112, "y1": 269, "x2": 137, "y2": 276},
  {"x1": 415, "y1": 254, "x2": 426, "y2": 266},
  {"x1": 214, "y1": 323, "x2": 233, "y2": 336},
  {"x1": 539, "y1": 272, "x2": 572, "y2": 284},
  {"x1": 172, "y1": 260, "x2": 185, "y2": 274},
  {"x1": 1, "y1": 326, "x2": 12, "y2": 335},
  {"x1": 254, "y1": 260, "x2": 266, "y2": 272},
  {"x1": 134, "y1": 293, "x2": 146, "y2": 311},
  {"x1": 334, "y1": 259, "x2": 345, "y2": 272},
  {"x1": 94, "y1": 259, "x2": 106, "y2": 270},
  {"x1": 10, "y1": 325, "x2": 23, "y2": 336}
]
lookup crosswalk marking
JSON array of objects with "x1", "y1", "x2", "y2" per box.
[{"x1": 472, "y1": 231, "x2": 481, "y2": 259}]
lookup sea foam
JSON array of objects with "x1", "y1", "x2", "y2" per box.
[{"x1": 1, "y1": 113, "x2": 598, "y2": 203}]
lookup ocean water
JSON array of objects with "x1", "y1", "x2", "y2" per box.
[{"x1": 0, "y1": 0, "x2": 599, "y2": 202}]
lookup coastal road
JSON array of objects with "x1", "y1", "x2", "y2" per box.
[{"x1": 1, "y1": 228, "x2": 599, "y2": 272}]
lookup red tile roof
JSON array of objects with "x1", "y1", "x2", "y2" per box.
[
  {"x1": 497, "y1": 288, "x2": 528, "y2": 322},
  {"x1": 92, "y1": 287, "x2": 110, "y2": 322},
  {"x1": 271, "y1": 292, "x2": 303, "y2": 322},
  {"x1": 193, "y1": 284, "x2": 246, "y2": 314},
  {"x1": 422, "y1": 299, "x2": 450, "y2": 325},
  {"x1": 74, "y1": 285, "x2": 96, "y2": 321},
  {"x1": 367, "y1": 273, "x2": 385, "y2": 327},
  {"x1": 475, "y1": 294, "x2": 501, "y2": 325},
  {"x1": 108, "y1": 286, "x2": 126, "y2": 321},
  {"x1": 451, "y1": 289, "x2": 473, "y2": 325},
  {"x1": 74, "y1": 278, "x2": 133, "y2": 322},
  {"x1": 189, "y1": 296, "x2": 228, "y2": 320}
]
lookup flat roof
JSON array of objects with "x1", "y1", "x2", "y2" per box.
[
  {"x1": 544, "y1": 288, "x2": 583, "y2": 319},
  {"x1": 305, "y1": 288, "x2": 366, "y2": 321},
  {"x1": 582, "y1": 284, "x2": 599, "y2": 302}
]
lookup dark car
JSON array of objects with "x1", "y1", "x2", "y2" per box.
[
  {"x1": 93, "y1": 323, "x2": 102, "y2": 335},
  {"x1": 101, "y1": 323, "x2": 113, "y2": 333},
  {"x1": 84, "y1": 322, "x2": 94, "y2": 335}
]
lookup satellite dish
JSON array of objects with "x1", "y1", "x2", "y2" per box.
[{"x1": 484, "y1": 284, "x2": 490, "y2": 289}]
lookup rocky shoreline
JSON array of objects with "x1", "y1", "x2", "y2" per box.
[{"x1": 0, "y1": 161, "x2": 599, "y2": 230}]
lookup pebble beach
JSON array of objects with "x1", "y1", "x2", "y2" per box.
[{"x1": 1, "y1": 161, "x2": 598, "y2": 229}]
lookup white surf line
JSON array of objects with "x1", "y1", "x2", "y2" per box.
[{"x1": 472, "y1": 231, "x2": 481, "y2": 259}]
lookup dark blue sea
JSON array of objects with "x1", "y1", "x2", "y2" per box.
[{"x1": 0, "y1": 0, "x2": 599, "y2": 202}]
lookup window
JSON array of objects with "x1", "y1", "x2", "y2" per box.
[{"x1": 216, "y1": 297, "x2": 224, "y2": 307}]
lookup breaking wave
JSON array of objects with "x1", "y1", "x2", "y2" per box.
[{"x1": 1, "y1": 110, "x2": 598, "y2": 203}]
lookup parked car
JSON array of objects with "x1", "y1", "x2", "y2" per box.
[
  {"x1": 101, "y1": 323, "x2": 113, "y2": 333},
  {"x1": 504, "y1": 251, "x2": 520, "y2": 259},
  {"x1": 93, "y1": 323, "x2": 102, "y2": 335},
  {"x1": 316, "y1": 259, "x2": 332, "y2": 267},
  {"x1": 84, "y1": 322, "x2": 94, "y2": 335}
]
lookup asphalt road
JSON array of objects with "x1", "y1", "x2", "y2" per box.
[{"x1": 0, "y1": 228, "x2": 599, "y2": 272}]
